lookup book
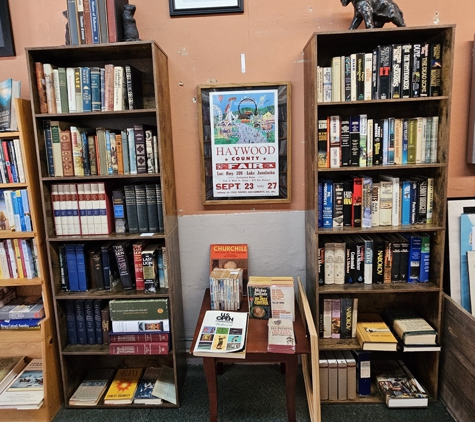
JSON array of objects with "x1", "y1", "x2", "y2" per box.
[
  {"x1": 133, "y1": 367, "x2": 163, "y2": 404},
  {"x1": 247, "y1": 276, "x2": 271, "y2": 319},
  {"x1": 210, "y1": 243, "x2": 249, "y2": 293},
  {"x1": 103, "y1": 368, "x2": 143, "y2": 405},
  {"x1": 267, "y1": 318, "x2": 295, "y2": 354},
  {"x1": 111, "y1": 319, "x2": 170, "y2": 333},
  {"x1": 142, "y1": 243, "x2": 160, "y2": 293},
  {"x1": 0, "y1": 356, "x2": 27, "y2": 394},
  {"x1": 109, "y1": 298, "x2": 168, "y2": 321},
  {"x1": 69, "y1": 368, "x2": 116, "y2": 406},
  {"x1": 0, "y1": 79, "x2": 20, "y2": 131},
  {"x1": 356, "y1": 313, "x2": 398, "y2": 351},
  {"x1": 373, "y1": 360, "x2": 428, "y2": 408},
  {"x1": 270, "y1": 276, "x2": 295, "y2": 320},
  {"x1": 430, "y1": 43, "x2": 442, "y2": 97},
  {"x1": 113, "y1": 241, "x2": 134, "y2": 290},
  {"x1": 192, "y1": 310, "x2": 248, "y2": 359},
  {"x1": 7, "y1": 295, "x2": 44, "y2": 319},
  {"x1": 106, "y1": 0, "x2": 129, "y2": 43},
  {"x1": 109, "y1": 342, "x2": 169, "y2": 355},
  {"x1": 384, "y1": 308, "x2": 438, "y2": 345},
  {"x1": 151, "y1": 365, "x2": 177, "y2": 404},
  {"x1": 109, "y1": 331, "x2": 170, "y2": 343}
]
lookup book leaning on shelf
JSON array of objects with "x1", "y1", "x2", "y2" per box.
[
  {"x1": 69, "y1": 367, "x2": 116, "y2": 406},
  {"x1": 0, "y1": 78, "x2": 20, "y2": 131},
  {"x1": 0, "y1": 357, "x2": 27, "y2": 394},
  {"x1": 193, "y1": 310, "x2": 248, "y2": 359},
  {"x1": 103, "y1": 367, "x2": 143, "y2": 405}
]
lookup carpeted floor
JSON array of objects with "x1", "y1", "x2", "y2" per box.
[{"x1": 53, "y1": 364, "x2": 457, "y2": 422}]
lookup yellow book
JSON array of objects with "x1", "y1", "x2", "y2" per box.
[
  {"x1": 103, "y1": 368, "x2": 143, "y2": 405},
  {"x1": 12, "y1": 239, "x2": 24, "y2": 279},
  {"x1": 356, "y1": 313, "x2": 398, "y2": 351}
]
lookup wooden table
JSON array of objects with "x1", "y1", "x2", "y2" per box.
[{"x1": 190, "y1": 288, "x2": 311, "y2": 422}]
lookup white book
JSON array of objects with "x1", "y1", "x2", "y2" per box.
[
  {"x1": 323, "y1": 67, "x2": 332, "y2": 103},
  {"x1": 66, "y1": 68, "x2": 76, "y2": 113},
  {"x1": 97, "y1": 182, "x2": 109, "y2": 234},
  {"x1": 371, "y1": 182, "x2": 380, "y2": 227},
  {"x1": 19, "y1": 239, "x2": 34, "y2": 279},
  {"x1": 359, "y1": 114, "x2": 367, "y2": 167},
  {"x1": 58, "y1": 184, "x2": 70, "y2": 235},
  {"x1": 76, "y1": 183, "x2": 88, "y2": 235},
  {"x1": 324, "y1": 242, "x2": 335, "y2": 285},
  {"x1": 69, "y1": 184, "x2": 81, "y2": 235},
  {"x1": 90, "y1": 183, "x2": 102, "y2": 234},
  {"x1": 51, "y1": 184, "x2": 63, "y2": 236},
  {"x1": 331, "y1": 56, "x2": 341, "y2": 102},
  {"x1": 360, "y1": 235, "x2": 373, "y2": 285},
  {"x1": 350, "y1": 53, "x2": 357, "y2": 101},
  {"x1": 333, "y1": 240, "x2": 345, "y2": 285},
  {"x1": 415, "y1": 116, "x2": 424, "y2": 164},
  {"x1": 317, "y1": 66, "x2": 323, "y2": 103},
  {"x1": 379, "y1": 180, "x2": 393, "y2": 226},
  {"x1": 340, "y1": 55, "x2": 346, "y2": 102},
  {"x1": 83, "y1": 183, "x2": 95, "y2": 234},
  {"x1": 380, "y1": 175, "x2": 400, "y2": 226},
  {"x1": 52, "y1": 68, "x2": 62, "y2": 114},
  {"x1": 431, "y1": 116, "x2": 439, "y2": 163},
  {"x1": 12, "y1": 139, "x2": 25, "y2": 183},
  {"x1": 113, "y1": 66, "x2": 125, "y2": 111},
  {"x1": 111, "y1": 319, "x2": 170, "y2": 333},
  {"x1": 43, "y1": 64, "x2": 57, "y2": 114},
  {"x1": 329, "y1": 115, "x2": 340, "y2": 168},
  {"x1": 2, "y1": 191, "x2": 16, "y2": 231},
  {"x1": 364, "y1": 52, "x2": 372, "y2": 101},
  {"x1": 323, "y1": 298, "x2": 332, "y2": 339},
  {"x1": 367, "y1": 118, "x2": 373, "y2": 166},
  {"x1": 0, "y1": 243, "x2": 10, "y2": 278}
]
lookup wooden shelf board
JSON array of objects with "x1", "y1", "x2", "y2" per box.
[
  {"x1": 318, "y1": 282, "x2": 441, "y2": 294},
  {"x1": 0, "y1": 277, "x2": 43, "y2": 286},
  {"x1": 55, "y1": 288, "x2": 170, "y2": 299}
]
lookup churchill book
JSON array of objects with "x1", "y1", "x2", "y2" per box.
[
  {"x1": 356, "y1": 313, "x2": 398, "y2": 351},
  {"x1": 193, "y1": 310, "x2": 248, "y2": 359}
]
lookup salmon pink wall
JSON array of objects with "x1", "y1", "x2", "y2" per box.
[{"x1": 2, "y1": 0, "x2": 475, "y2": 213}]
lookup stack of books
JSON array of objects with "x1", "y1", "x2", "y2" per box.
[
  {"x1": 320, "y1": 294, "x2": 358, "y2": 340},
  {"x1": 0, "y1": 296, "x2": 44, "y2": 330},
  {"x1": 0, "y1": 139, "x2": 26, "y2": 183},
  {"x1": 209, "y1": 267, "x2": 243, "y2": 311},
  {"x1": 319, "y1": 350, "x2": 357, "y2": 401},
  {"x1": 108, "y1": 299, "x2": 171, "y2": 355}
]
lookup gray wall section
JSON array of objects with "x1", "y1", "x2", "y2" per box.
[{"x1": 178, "y1": 210, "x2": 306, "y2": 347}]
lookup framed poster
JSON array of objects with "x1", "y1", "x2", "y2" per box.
[
  {"x1": 169, "y1": 0, "x2": 244, "y2": 16},
  {"x1": 0, "y1": 0, "x2": 15, "y2": 57},
  {"x1": 198, "y1": 82, "x2": 291, "y2": 205}
]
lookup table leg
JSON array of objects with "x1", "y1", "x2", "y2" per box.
[
  {"x1": 285, "y1": 354, "x2": 298, "y2": 422},
  {"x1": 203, "y1": 357, "x2": 218, "y2": 422}
]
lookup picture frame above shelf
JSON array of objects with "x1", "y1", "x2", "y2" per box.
[
  {"x1": 198, "y1": 82, "x2": 291, "y2": 205},
  {"x1": 169, "y1": 0, "x2": 244, "y2": 16},
  {"x1": 0, "y1": 0, "x2": 15, "y2": 57}
]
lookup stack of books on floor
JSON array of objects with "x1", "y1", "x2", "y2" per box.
[
  {"x1": 0, "y1": 295, "x2": 44, "y2": 330},
  {"x1": 0, "y1": 358, "x2": 44, "y2": 409},
  {"x1": 69, "y1": 365, "x2": 176, "y2": 406},
  {"x1": 108, "y1": 298, "x2": 171, "y2": 355}
]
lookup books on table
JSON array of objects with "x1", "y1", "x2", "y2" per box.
[
  {"x1": 356, "y1": 313, "x2": 398, "y2": 351},
  {"x1": 267, "y1": 318, "x2": 295, "y2": 354},
  {"x1": 192, "y1": 310, "x2": 248, "y2": 359},
  {"x1": 0, "y1": 358, "x2": 44, "y2": 409},
  {"x1": 69, "y1": 368, "x2": 116, "y2": 406}
]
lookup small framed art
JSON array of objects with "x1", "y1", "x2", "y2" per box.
[
  {"x1": 169, "y1": 0, "x2": 244, "y2": 16},
  {"x1": 0, "y1": 0, "x2": 15, "y2": 57}
]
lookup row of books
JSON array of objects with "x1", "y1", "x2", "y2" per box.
[
  {"x1": 209, "y1": 268, "x2": 244, "y2": 311},
  {"x1": 59, "y1": 241, "x2": 168, "y2": 293},
  {"x1": 36, "y1": 61, "x2": 142, "y2": 114},
  {"x1": 318, "y1": 233, "x2": 431, "y2": 285},
  {"x1": 0, "y1": 189, "x2": 32, "y2": 232},
  {"x1": 319, "y1": 350, "x2": 357, "y2": 400},
  {"x1": 0, "y1": 139, "x2": 25, "y2": 184},
  {"x1": 0, "y1": 78, "x2": 20, "y2": 131},
  {"x1": 66, "y1": 0, "x2": 129, "y2": 46},
  {"x1": 0, "y1": 295, "x2": 44, "y2": 330},
  {"x1": 318, "y1": 115, "x2": 439, "y2": 169},
  {"x1": 318, "y1": 42, "x2": 442, "y2": 103},
  {"x1": 320, "y1": 294, "x2": 358, "y2": 339},
  {"x1": 66, "y1": 298, "x2": 171, "y2": 351},
  {"x1": 318, "y1": 175, "x2": 434, "y2": 229},
  {"x1": 0, "y1": 238, "x2": 39, "y2": 281},
  {"x1": 69, "y1": 365, "x2": 176, "y2": 407},
  {"x1": 0, "y1": 358, "x2": 44, "y2": 410},
  {"x1": 43, "y1": 122, "x2": 158, "y2": 178}
]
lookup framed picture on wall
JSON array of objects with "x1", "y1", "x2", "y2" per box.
[
  {"x1": 198, "y1": 82, "x2": 291, "y2": 205},
  {"x1": 169, "y1": 0, "x2": 244, "y2": 16},
  {"x1": 0, "y1": 0, "x2": 15, "y2": 57}
]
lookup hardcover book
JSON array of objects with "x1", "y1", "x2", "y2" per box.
[
  {"x1": 384, "y1": 308, "x2": 437, "y2": 345},
  {"x1": 108, "y1": 298, "x2": 169, "y2": 321},
  {"x1": 103, "y1": 368, "x2": 143, "y2": 405},
  {"x1": 192, "y1": 310, "x2": 248, "y2": 359},
  {"x1": 356, "y1": 313, "x2": 398, "y2": 351}
]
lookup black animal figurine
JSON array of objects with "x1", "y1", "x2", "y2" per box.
[
  {"x1": 63, "y1": 11, "x2": 70, "y2": 45},
  {"x1": 341, "y1": 0, "x2": 406, "y2": 30},
  {"x1": 123, "y1": 4, "x2": 140, "y2": 41}
]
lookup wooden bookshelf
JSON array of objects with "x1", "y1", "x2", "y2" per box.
[
  {"x1": 303, "y1": 25, "x2": 455, "y2": 405},
  {"x1": 0, "y1": 98, "x2": 62, "y2": 421},
  {"x1": 25, "y1": 41, "x2": 186, "y2": 408}
]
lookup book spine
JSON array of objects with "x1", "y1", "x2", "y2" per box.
[
  {"x1": 377, "y1": 45, "x2": 391, "y2": 99},
  {"x1": 113, "y1": 243, "x2": 134, "y2": 289},
  {"x1": 419, "y1": 233, "x2": 430, "y2": 282},
  {"x1": 109, "y1": 332, "x2": 170, "y2": 343},
  {"x1": 65, "y1": 243, "x2": 79, "y2": 291},
  {"x1": 124, "y1": 184, "x2": 139, "y2": 233},
  {"x1": 135, "y1": 184, "x2": 149, "y2": 232},
  {"x1": 84, "y1": 299, "x2": 97, "y2": 345},
  {"x1": 75, "y1": 243, "x2": 87, "y2": 291},
  {"x1": 322, "y1": 179, "x2": 333, "y2": 229},
  {"x1": 412, "y1": 44, "x2": 421, "y2": 97},
  {"x1": 317, "y1": 119, "x2": 328, "y2": 168},
  {"x1": 420, "y1": 42, "x2": 430, "y2": 97},
  {"x1": 35, "y1": 62, "x2": 48, "y2": 114},
  {"x1": 142, "y1": 247, "x2": 158, "y2": 293},
  {"x1": 145, "y1": 184, "x2": 159, "y2": 232},
  {"x1": 93, "y1": 299, "x2": 103, "y2": 344},
  {"x1": 74, "y1": 299, "x2": 87, "y2": 345},
  {"x1": 401, "y1": 44, "x2": 412, "y2": 98},
  {"x1": 92, "y1": 248, "x2": 104, "y2": 289},
  {"x1": 430, "y1": 43, "x2": 442, "y2": 96},
  {"x1": 90, "y1": 67, "x2": 101, "y2": 111},
  {"x1": 390, "y1": 44, "x2": 402, "y2": 99},
  {"x1": 332, "y1": 181, "x2": 344, "y2": 229},
  {"x1": 406, "y1": 234, "x2": 422, "y2": 282},
  {"x1": 109, "y1": 342, "x2": 169, "y2": 355},
  {"x1": 134, "y1": 124, "x2": 147, "y2": 174},
  {"x1": 101, "y1": 303, "x2": 110, "y2": 344},
  {"x1": 352, "y1": 177, "x2": 362, "y2": 228},
  {"x1": 112, "y1": 189, "x2": 127, "y2": 234},
  {"x1": 155, "y1": 183, "x2": 164, "y2": 233},
  {"x1": 340, "y1": 116, "x2": 351, "y2": 166},
  {"x1": 65, "y1": 300, "x2": 78, "y2": 345},
  {"x1": 340, "y1": 297, "x2": 353, "y2": 339},
  {"x1": 133, "y1": 242, "x2": 145, "y2": 291}
]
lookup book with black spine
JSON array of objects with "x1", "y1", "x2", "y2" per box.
[
  {"x1": 123, "y1": 184, "x2": 139, "y2": 233},
  {"x1": 113, "y1": 241, "x2": 134, "y2": 290},
  {"x1": 411, "y1": 44, "x2": 422, "y2": 97},
  {"x1": 401, "y1": 44, "x2": 412, "y2": 98},
  {"x1": 134, "y1": 184, "x2": 149, "y2": 233},
  {"x1": 429, "y1": 42, "x2": 442, "y2": 96},
  {"x1": 420, "y1": 42, "x2": 430, "y2": 97},
  {"x1": 377, "y1": 45, "x2": 392, "y2": 99},
  {"x1": 84, "y1": 299, "x2": 97, "y2": 345},
  {"x1": 391, "y1": 44, "x2": 402, "y2": 99},
  {"x1": 145, "y1": 184, "x2": 159, "y2": 232}
]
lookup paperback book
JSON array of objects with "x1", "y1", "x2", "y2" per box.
[
  {"x1": 133, "y1": 367, "x2": 163, "y2": 404},
  {"x1": 267, "y1": 318, "x2": 295, "y2": 354},
  {"x1": 103, "y1": 367, "x2": 143, "y2": 405},
  {"x1": 69, "y1": 368, "x2": 116, "y2": 406}
]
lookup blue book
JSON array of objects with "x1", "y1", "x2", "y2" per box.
[
  {"x1": 388, "y1": 117, "x2": 395, "y2": 164},
  {"x1": 66, "y1": 0, "x2": 80, "y2": 45},
  {"x1": 20, "y1": 189, "x2": 32, "y2": 231},
  {"x1": 81, "y1": 130, "x2": 91, "y2": 176},
  {"x1": 9, "y1": 190, "x2": 21, "y2": 231},
  {"x1": 121, "y1": 130, "x2": 130, "y2": 174},
  {"x1": 65, "y1": 244, "x2": 79, "y2": 291},
  {"x1": 460, "y1": 213, "x2": 475, "y2": 311},
  {"x1": 90, "y1": 67, "x2": 101, "y2": 112},
  {"x1": 105, "y1": 130, "x2": 113, "y2": 175},
  {"x1": 382, "y1": 118, "x2": 389, "y2": 166},
  {"x1": 14, "y1": 191, "x2": 26, "y2": 232},
  {"x1": 100, "y1": 68, "x2": 106, "y2": 111},
  {"x1": 74, "y1": 299, "x2": 87, "y2": 345},
  {"x1": 93, "y1": 299, "x2": 103, "y2": 345},
  {"x1": 89, "y1": 0, "x2": 100, "y2": 44},
  {"x1": 419, "y1": 233, "x2": 431, "y2": 283},
  {"x1": 127, "y1": 127, "x2": 137, "y2": 175},
  {"x1": 318, "y1": 181, "x2": 323, "y2": 228},
  {"x1": 81, "y1": 67, "x2": 92, "y2": 112},
  {"x1": 65, "y1": 300, "x2": 78, "y2": 345},
  {"x1": 402, "y1": 118, "x2": 409, "y2": 164},
  {"x1": 84, "y1": 299, "x2": 96, "y2": 345},
  {"x1": 404, "y1": 234, "x2": 422, "y2": 283},
  {"x1": 401, "y1": 180, "x2": 412, "y2": 226},
  {"x1": 0, "y1": 319, "x2": 42, "y2": 329},
  {"x1": 353, "y1": 350, "x2": 371, "y2": 396},
  {"x1": 43, "y1": 120, "x2": 55, "y2": 176},
  {"x1": 322, "y1": 179, "x2": 333, "y2": 229},
  {"x1": 75, "y1": 244, "x2": 87, "y2": 291}
]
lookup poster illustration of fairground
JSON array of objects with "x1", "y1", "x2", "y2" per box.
[{"x1": 209, "y1": 89, "x2": 279, "y2": 197}]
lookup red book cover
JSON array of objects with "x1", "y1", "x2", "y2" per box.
[
  {"x1": 209, "y1": 243, "x2": 248, "y2": 292},
  {"x1": 106, "y1": 0, "x2": 128, "y2": 43},
  {"x1": 60, "y1": 130, "x2": 74, "y2": 176},
  {"x1": 35, "y1": 62, "x2": 48, "y2": 114},
  {"x1": 352, "y1": 176, "x2": 363, "y2": 228},
  {"x1": 132, "y1": 240, "x2": 146, "y2": 291},
  {"x1": 109, "y1": 332, "x2": 170, "y2": 343},
  {"x1": 2, "y1": 141, "x2": 13, "y2": 183},
  {"x1": 82, "y1": 0, "x2": 93, "y2": 44},
  {"x1": 109, "y1": 341, "x2": 169, "y2": 355}
]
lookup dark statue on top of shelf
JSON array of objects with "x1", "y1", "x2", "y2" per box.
[
  {"x1": 123, "y1": 4, "x2": 141, "y2": 41},
  {"x1": 63, "y1": 11, "x2": 70, "y2": 45},
  {"x1": 341, "y1": 0, "x2": 406, "y2": 30}
]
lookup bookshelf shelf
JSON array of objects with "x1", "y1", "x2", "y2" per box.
[
  {"x1": 303, "y1": 25, "x2": 455, "y2": 406},
  {"x1": 0, "y1": 99, "x2": 62, "y2": 421},
  {"x1": 26, "y1": 41, "x2": 186, "y2": 409}
]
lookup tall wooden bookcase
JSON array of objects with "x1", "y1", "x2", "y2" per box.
[
  {"x1": 25, "y1": 41, "x2": 186, "y2": 408},
  {"x1": 0, "y1": 99, "x2": 62, "y2": 420},
  {"x1": 303, "y1": 25, "x2": 454, "y2": 403}
]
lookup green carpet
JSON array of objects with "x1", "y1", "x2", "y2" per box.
[{"x1": 53, "y1": 364, "x2": 456, "y2": 422}]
